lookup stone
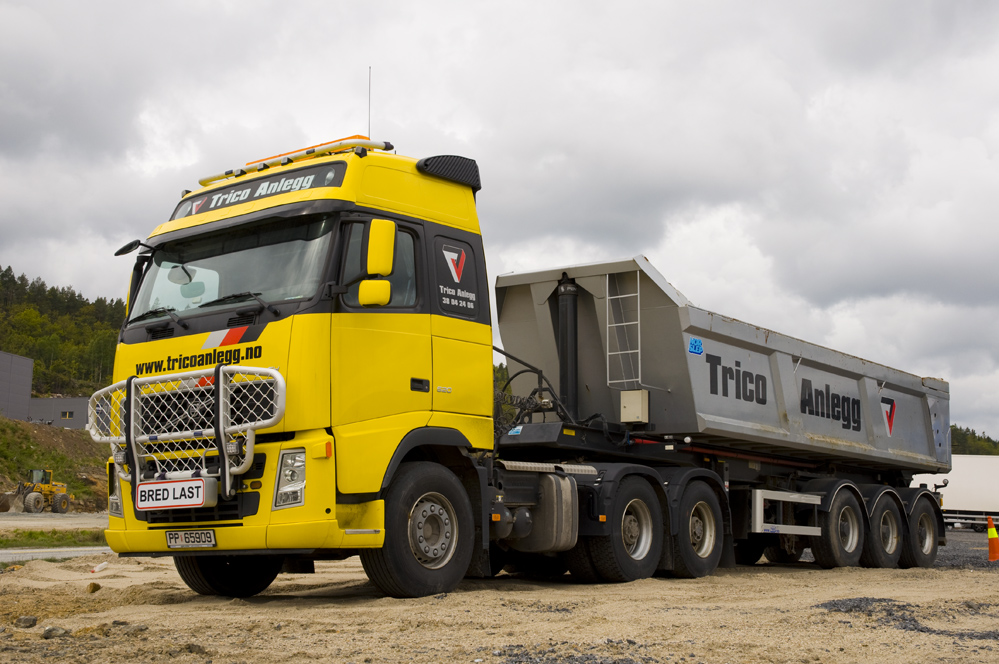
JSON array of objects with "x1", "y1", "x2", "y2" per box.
[
  {"x1": 87, "y1": 582, "x2": 102, "y2": 593},
  {"x1": 42, "y1": 626, "x2": 70, "y2": 639},
  {"x1": 14, "y1": 616, "x2": 37, "y2": 628}
]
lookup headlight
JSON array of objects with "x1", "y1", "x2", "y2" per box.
[
  {"x1": 274, "y1": 450, "x2": 306, "y2": 509},
  {"x1": 108, "y1": 462, "x2": 124, "y2": 518}
]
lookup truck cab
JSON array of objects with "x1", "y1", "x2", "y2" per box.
[{"x1": 91, "y1": 138, "x2": 494, "y2": 596}]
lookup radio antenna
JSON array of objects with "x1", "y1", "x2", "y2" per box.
[{"x1": 368, "y1": 66, "x2": 372, "y2": 138}]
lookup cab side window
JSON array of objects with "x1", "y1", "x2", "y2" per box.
[{"x1": 342, "y1": 222, "x2": 418, "y2": 307}]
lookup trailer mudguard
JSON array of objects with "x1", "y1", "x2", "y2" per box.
[
  {"x1": 896, "y1": 486, "x2": 946, "y2": 545},
  {"x1": 857, "y1": 484, "x2": 906, "y2": 517}
]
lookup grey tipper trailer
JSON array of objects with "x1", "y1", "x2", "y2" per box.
[{"x1": 490, "y1": 256, "x2": 949, "y2": 577}]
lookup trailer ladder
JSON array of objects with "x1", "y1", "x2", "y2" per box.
[{"x1": 606, "y1": 271, "x2": 642, "y2": 390}]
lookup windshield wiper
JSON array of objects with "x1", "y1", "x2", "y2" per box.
[
  {"x1": 198, "y1": 291, "x2": 279, "y2": 316},
  {"x1": 129, "y1": 307, "x2": 189, "y2": 329}
]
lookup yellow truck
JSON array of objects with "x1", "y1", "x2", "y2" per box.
[{"x1": 90, "y1": 136, "x2": 949, "y2": 599}]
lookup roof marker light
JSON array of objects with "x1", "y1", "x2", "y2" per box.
[{"x1": 197, "y1": 135, "x2": 395, "y2": 187}]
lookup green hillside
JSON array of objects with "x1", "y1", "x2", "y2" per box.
[{"x1": 0, "y1": 264, "x2": 125, "y2": 396}]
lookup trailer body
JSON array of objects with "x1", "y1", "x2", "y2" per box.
[{"x1": 90, "y1": 139, "x2": 951, "y2": 599}]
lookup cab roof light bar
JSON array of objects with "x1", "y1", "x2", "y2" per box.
[{"x1": 197, "y1": 136, "x2": 395, "y2": 187}]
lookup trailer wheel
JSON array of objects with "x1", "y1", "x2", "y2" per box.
[
  {"x1": 174, "y1": 555, "x2": 283, "y2": 597},
  {"x1": 764, "y1": 543, "x2": 804, "y2": 564},
  {"x1": 586, "y1": 477, "x2": 663, "y2": 583},
  {"x1": 733, "y1": 536, "x2": 767, "y2": 565},
  {"x1": 898, "y1": 497, "x2": 938, "y2": 568},
  {"x1": 24, "y1": 492, "x2": 44, "y2": 513},
  {"x1": 811, "y1": 489, "x2": 864, "y2": 568},
  {"x1": 360, "y1": 462, "x2": 474, "y2": 598},
  {"x1": 860, "y1": 497, "x2": 903, "y2": 568},
  {"x1": 53, "y1": 493, "x2": 70, "y2": 514},
  {"x1": 672, "y1": 481, "x2": 723, "y2": 578}
]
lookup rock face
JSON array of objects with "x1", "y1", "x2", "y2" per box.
[{"x1": 14, "y1": 616, "x2": 37, "y2": 628}]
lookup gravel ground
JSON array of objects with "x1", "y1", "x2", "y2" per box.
[{"x1": 1, "y1": 530, "x2": 997, "y2": 664}]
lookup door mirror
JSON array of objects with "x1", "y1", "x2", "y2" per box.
[
  {"x1": 366, "y1": 219, "x2": 396, "y2": 277},
  {"x1": 357, "y1": 280, "x2": 391, "y2": 307}
]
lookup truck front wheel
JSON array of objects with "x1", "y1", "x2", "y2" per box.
[
  {"x1": 360, "y1": 462, "x2": 474, "y2": 598},
  {"x1": 860, "y1": 497, "x2": 903, "y2": 568},
  {"x1": 811, "y1": 490, "x2": 864, "y2": 568},
  {"x1": 174, "y1": 555, "x2": 283, "y2": 597},
  {"x1": 672, "y1": 481, "x2": 723, "y2": 578},
  {"x1": 898, "y1": 497, "x2": 938, "y2": 568}
]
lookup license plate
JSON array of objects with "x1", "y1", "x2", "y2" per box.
[
  {"x1": 166, "y1": 530, "x2": 217, "y2": 549},
  {"x1": 135, "y1": 478, "x2": 207, "y2": 511}
]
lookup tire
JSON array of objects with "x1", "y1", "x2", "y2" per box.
[
  {"x1": 672, "y1": 481, "x2": 724, "y2": 578},
  {"x1": 899, "y1": 497, "x2": 938, "y2": 569},
  {"x1": 174, "y1": 555, "x2": 284, "y2": 597},
  {"x1": 502, "y1": 551, "x2": 568, "y2": 580},
  {"x1": 53, "y1": 493, "x2": 70, "y2": 514},
  {"x1": 764, "y1": 542, "x2": 804, "y2": 564},
  {"x1": 564, "y1": 539, "x2": 601, "y2": 583},
  {"x1": 586, "y1": 477, "x2": 663, "y2": 583},
  {"x1": 860, "y1": 497, "x2": 903, "y2": 568},
  {"x1": 734, "y1": 536, "x2": 767, "y2": 566},
  {"x1": 811, "y1": 489, "x2": 865, "y2": 568},
  {"x1": 24, "y1": 492, "x2": 44, "y2": 513},
  {"x1": 359, "y1": 462, "x2": 474, "y2": 598}
]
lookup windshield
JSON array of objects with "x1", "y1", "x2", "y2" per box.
[{"x1": 129, "y1": 214, "x2": 335, "y2": 323}]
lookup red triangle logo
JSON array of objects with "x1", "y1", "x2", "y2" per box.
[{"x1": 880, "y1": 397, "x2": 896, "y2": 436}]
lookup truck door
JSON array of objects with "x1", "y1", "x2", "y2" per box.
[{"x1": 330, "y1": 219, "x2": 432, "y2": 426}]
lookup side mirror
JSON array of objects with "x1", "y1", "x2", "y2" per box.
[
  {"x1": 358, "y1": 280, "x2": 391, "y2": 307},
  {"x1": 365, "y1": 219, "x2": 396, "y2": 277}
]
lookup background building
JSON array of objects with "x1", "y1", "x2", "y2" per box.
[
  {"x1": 0, "y1": 351, "x2": 33, "y2": 421},
  {"x1": 28, "y1": 397, "x2": 89, "y2": 429}
]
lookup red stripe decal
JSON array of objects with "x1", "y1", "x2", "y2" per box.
[{"x1": 220, "y1": 327, "x2": 247, "y2": 346}]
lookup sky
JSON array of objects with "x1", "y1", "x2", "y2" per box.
[{"x1": 1, "y1": 1, "x2": 997, "y2": 436}]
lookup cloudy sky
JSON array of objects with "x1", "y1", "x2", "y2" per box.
[{"x1": 2, "y1": 1, "x2": 998, "y2": 436}]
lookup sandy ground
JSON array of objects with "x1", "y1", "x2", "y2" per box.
[
  {"x1": 0, "y1": 512, "x2": 109, "y2": 531},
  {"x1": 1, "y1": 531, "x2": 997, "y2": 664}
]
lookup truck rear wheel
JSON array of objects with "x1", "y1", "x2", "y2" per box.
[
  {"x1": 360, "y1": 462, "x2": 474, "y2": 598},
  {"x1": 899, "y1": 497, "x2": 938, "y2": 568},
  {"x1": 811, "y1": 489, "x2": 864, "y2": 568},
  {"x1": 586, "y1": 477, "x2": 663, "y2": 583},
  {"x1": 174, "y1": 555, "x2": 283, "y2": 597},
  {"x1": 53, "y1": 493, "x2": 70, "y2": 514},
  {"x1": 860, "y1": 497, "x2": 902, "y2": 568},
  {"x1": 24, "y1": 492, "x2": 43, "y2": 513},
  {"x1": 672, "y1": 481, "x2": 723, "y2": 578}
]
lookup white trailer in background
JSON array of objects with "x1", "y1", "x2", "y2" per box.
[{"x1": 912, "y1": 454, "x2": 999, "y2": 531}]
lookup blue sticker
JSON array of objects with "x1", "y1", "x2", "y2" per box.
[
  {"x1": 508, "y1": 426, "x2": 523, "y2": 436},
  {"x1": 688, "y1": 337, "x2": 704, "y2": 355}
]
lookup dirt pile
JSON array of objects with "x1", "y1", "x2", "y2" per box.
[{"x1": 0, "y1": 416, "x2": 107, "y2": 511}]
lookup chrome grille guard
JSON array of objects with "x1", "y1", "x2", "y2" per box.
[{"x1": 89, "y1": 365, "x2": 286, "y2": 500}]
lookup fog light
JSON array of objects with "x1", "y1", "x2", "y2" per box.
[
  {"x1": 224, "y1": 439, "x2": 242, "y2": 455},
  {"x1": 113, "y1": 448, "x2": 127, "y2": 465}
]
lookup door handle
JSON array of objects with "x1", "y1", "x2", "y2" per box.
[{"x1": 410, "y1": 378, "x2": 430, "y2": 392}]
